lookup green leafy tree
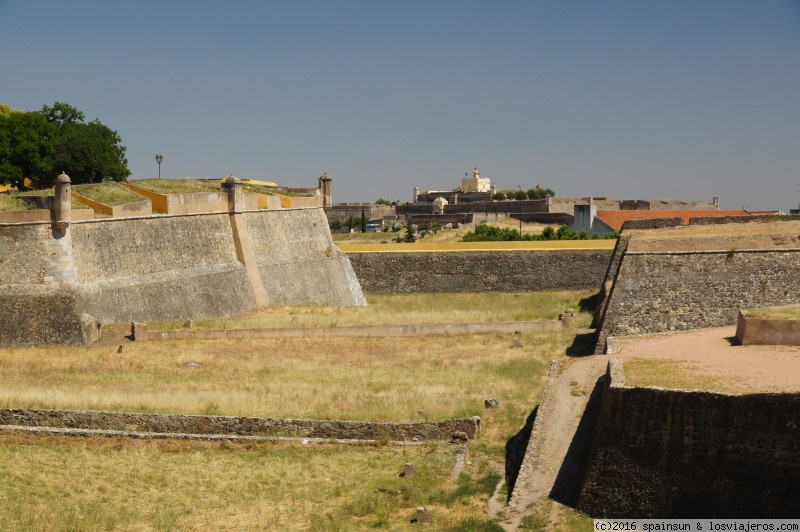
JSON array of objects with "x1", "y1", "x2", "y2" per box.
[
  {"x1": 0, "y1": 108, "x2": 56, "y2": 186},
  {"x1": 0, "y1": 102, "x2": 130, "y2": 186},
  {"x1": 51, "y1": 119, "x2": 130, "y2": 183},
  {"x1": 403, "y1": 216, "x2": 416, "y2": 243},
  {"x1": 527, "y1": 186, "x2": 555, "y2": 200}
]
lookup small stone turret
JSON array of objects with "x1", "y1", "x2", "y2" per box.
[
  {"x1": 221, "y1": 175, "x2": 243, "y2": 213},
  {"x1": 53, "y1": 171, "x2": 72, "y2": 232},
  {"x1": 318, "y1": 172, "x2": 333, "y2": 207}
]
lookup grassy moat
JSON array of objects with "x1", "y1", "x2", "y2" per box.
[{"x1": 0, "y1": 291, "x2": 596, "y2": 531}]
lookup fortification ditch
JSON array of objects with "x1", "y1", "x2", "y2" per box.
[
  {"x1": 0, "y1": 408, "x2": 480, "y2": 442},
  {"x1": 347, "y1": 249, "x2": 612, "y2": 294},
  {"x1": 576, "y1": 360, "x2": 800, "y2": 518}
]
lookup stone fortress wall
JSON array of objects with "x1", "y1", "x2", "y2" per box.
[
  {"x1": 0, "y1": 175, "x2": 365, "y2": 346},
  {"x1": 576, "y1": 360, "x2": 800, "y2": 518},
  {"x1": 593, "y1": 216, "x2": 800, "y2": 353},
  {"x1": 347, "y1": 250, "x2": 612, "y2": 294}
]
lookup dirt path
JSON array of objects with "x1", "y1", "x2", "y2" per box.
[
  {"x1": 616, "y1": 326, "x2": 800, "y2": 393},
  {"x1": 493, "y1": 355, "x2": 608, "y2": 530}
]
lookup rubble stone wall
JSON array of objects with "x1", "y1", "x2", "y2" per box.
[
  {"x1": 347, "y1": 250, "x2": 612, "y2": 294},
  {"x1": 577, "y1": 361, "x2": 800, "y2": 518},
  {"x1": 0, "y1": 408, "x2": 480, "y2": 442}
]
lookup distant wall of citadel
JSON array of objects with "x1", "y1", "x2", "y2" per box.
[
  {"x1": 577, "y1": 360, "x2": 800, "y2": 518},
  {"x1": 347, "y1": 250, "x2": 612, "y2": 293},
  {"x1": 0, "y1": 208, "x2": 365, "y2": 346}
]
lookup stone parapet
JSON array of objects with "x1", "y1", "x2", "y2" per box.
[{"x1": 0, "y1": 408, "x2": 481, "y2": 442}]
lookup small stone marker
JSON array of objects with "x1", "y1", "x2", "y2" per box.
[
  {"x1": 403, "y1": 463, "x2": 419, "y2": 477},
  {"x1": 117, "y1": 345, "x2": 127, "y2": 354},
  {"x1": 484, "y1": 398, "x2": 499, "y2": 408},
  {"x1": 416, "y1": 506, "x2": 433, "y2": 524},
  {"x1": 450, "y1": 431, "x2": 469, "y2": 444},
  {"x1": 512, "y1": 337, "x2": 524, "y2": 348},
  {"x1": 130, "y1": 322, "x2": 147, "y2": 341},
  {"x1": 183, "y1": 320, "x2": 194, "y2": 329},
  {"x1": 417, "y1": 410, "x2": 427, "y2": 419}
]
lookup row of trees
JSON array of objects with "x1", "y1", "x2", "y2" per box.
[
  {"x1": 462, "y1": 222, "x2": 617, "y2": 242},
  {"x1": 493, "y1": 186, "x2": 555, "y2": 201},
  {"x1": 0, "y1": 102, "x2": 130, "y2": 187}
]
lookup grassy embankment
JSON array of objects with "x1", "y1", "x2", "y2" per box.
[
  {"x1": 0, "y1": 188, "x2": 89, "y2": 211},
  {"x1": 0, "y1": 291, "x2": 596, "y2": 530},
  {"x1": 745, "y1": 304, "x2": 800, "y2": 320},
  {"x1": 0, "y1": 193, "x2": 37, "y2": 211},
  {"x1": 73, "y1": 182, "x2": 147, "y2": 206},
  {"x1": 127, "y1": 178, "x2": 221, "y2": 194}
]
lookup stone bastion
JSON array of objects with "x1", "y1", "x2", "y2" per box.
[
  {"x1": 576, "y1": 359, "x2": 799, "y2": 518},
  {"x1": 593, "y1": 217, "x2": 800, "y2": 353},
  {"x1": 0, "y1": 175, "x2": 365, "y2": 346}
]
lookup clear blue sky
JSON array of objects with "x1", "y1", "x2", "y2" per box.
[{"x1": 1, "y1": 1, "x2": 798, "y2": 211}]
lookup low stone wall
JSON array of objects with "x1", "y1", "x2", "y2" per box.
[
  {"x1": 72, "y1": 192, "x2": 153, "y2": 218},
  {"x1": 122, "y1": 183, "x2": 258, "y2": 214},
  {"x1": 507, "y1": 359, "x2": 563, "y2": 505},
  {"x1": 347, "y1": 249, "x2": 612, "y2": 293},
  {"x1": 0, "y1": 408, "x2": 481, "y2": 442},
  {"x1": 0, "y1": 209, "x2": 94, "y2": 223},
  {"x1": 577, "y1": 360, "x2": 800, "y2": 518},
  {"x1": 736, "y1": 310, "x2": 800, "y2": 345},
  {"x1": 142, "y1": 319, "x2": 566, "y2": 341}
]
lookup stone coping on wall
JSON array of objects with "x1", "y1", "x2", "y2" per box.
[
  {"x1": 507, "y1": 359, "x2": 563, "y2": 508},
  {"x1": 139, "y1": 320, "x2": 569, "y2": 341},
  {"x1": 0, "y1": 408, "x2": 481, "y2": 442}
]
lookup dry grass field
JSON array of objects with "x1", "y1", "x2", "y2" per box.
[
  {"x1": 0, "y1": 193, "x2": 37, "y2": 211},
  {"x1": 0, "y1": 292, "x2": 596, "y2": 530},
  {"x1": 128, "y1": 178, "x2": 221, "y2": 194},
  {"x1": 746, "y1": 303, "x2": 800, "y2": 320},
  {"x1": 73, "y1": 182, "x2": 147, "y2": 206},
  {"x1": 152, "y1": 292, "x2": 595, "y2": 330}
]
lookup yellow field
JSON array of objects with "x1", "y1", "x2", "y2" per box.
[{"x1": 337, "y1": 240, "x2": 616, "y2": 252}]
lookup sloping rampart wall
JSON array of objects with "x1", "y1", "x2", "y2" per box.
[
  {"x1": 577, "y1": 360, "x2": 800, "y2": 518},
  {"x1": 0, "y1": 208, "x2": 365, "y2": 345},
  {"x1": 594, "y1": 220, "x2": 800, "y2": 352},
  {"x1": 243, "y1": 209, "x2": 367, "y2": 306}
]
